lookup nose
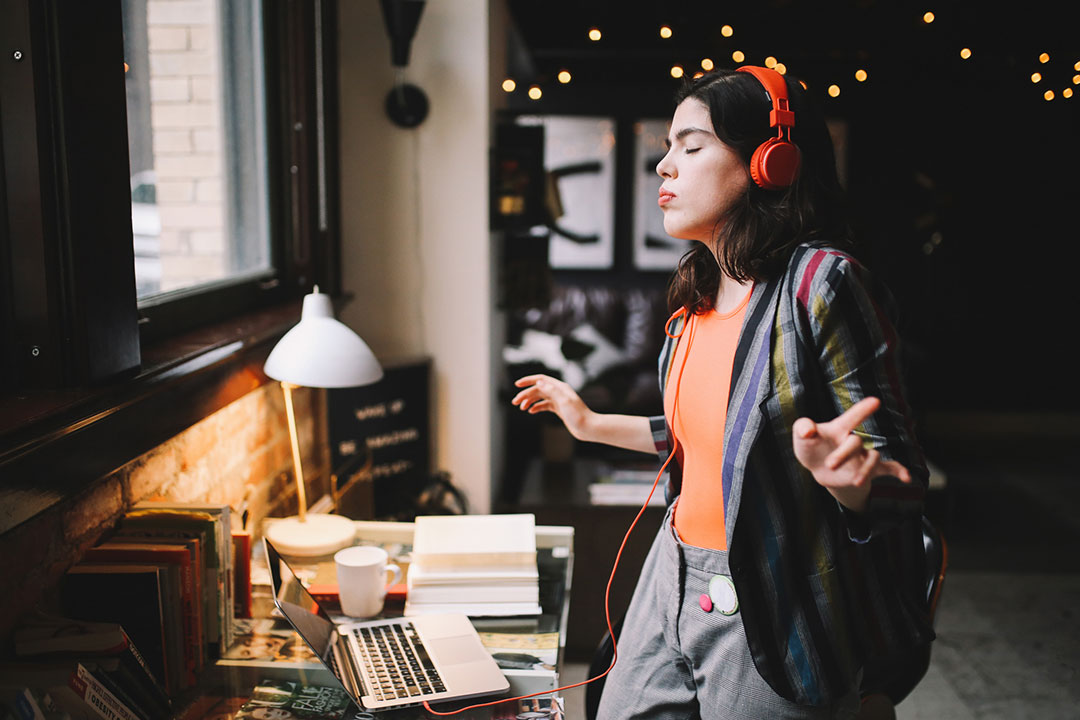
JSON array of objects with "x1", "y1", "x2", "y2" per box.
[{"x1": 656, "y1": 149, "x2": 674, "y2": 179}]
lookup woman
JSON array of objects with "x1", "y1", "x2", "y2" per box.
[{"x1": 511, "y1": 67, "x2": 932, "y2": 718}]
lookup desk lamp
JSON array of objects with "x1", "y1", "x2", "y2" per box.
[{"x1": 263, "y1": 286, "x2": 383, "y2": 556}]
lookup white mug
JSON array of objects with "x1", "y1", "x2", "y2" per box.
[{"x1": 334, "y1": 545, "x2": 402, "y2": 618}]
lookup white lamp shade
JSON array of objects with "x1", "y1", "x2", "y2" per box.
[{"x1": 264, "y1": 289, "x2": 383, "y2": 388}]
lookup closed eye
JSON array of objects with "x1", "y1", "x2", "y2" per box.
[{"x1": 685, "y1": 148, "x2": 701, "y2": 154}]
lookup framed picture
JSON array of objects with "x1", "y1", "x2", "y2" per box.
[
  {"x1": 632, "y1": 118, "x2": 693, "y2": 271},
  {"x1": 516, "y1": 115, "x2": 616, "y2": 269}
]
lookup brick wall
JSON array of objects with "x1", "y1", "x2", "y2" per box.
[
  {"x1": 0, "y1": 382, "x2": 329, "y2": 649},
  {"x1": 146, "y1": 0, "x2": 228, "y2": 291}
]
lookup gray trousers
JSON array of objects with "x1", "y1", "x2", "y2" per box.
[{"x1": 596, "y1": 503, "x2": 861, "y2": 720}]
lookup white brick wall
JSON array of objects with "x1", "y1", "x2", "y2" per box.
[{"x1": 146, "y1": 0, "x2": 226, "y2": 291}]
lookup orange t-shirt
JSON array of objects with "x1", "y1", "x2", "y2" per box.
[{"x1": 664, "y1": 291, "x2": 751, "y2": 551}]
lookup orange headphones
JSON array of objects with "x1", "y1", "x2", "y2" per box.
[{"x1": 736, "y1": 65, "x2": 801, "y2": 190}]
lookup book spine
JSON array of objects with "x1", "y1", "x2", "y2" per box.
[
  {"x1": 74, "y1": 664, "x2": 143, "y2": 720},
  {"x1": 86, "y1": 665, "x2": 153, "y2": 720},
  {"x1": 407, "y1": 585, "x2": 539, "y2": 604},
  {"x1": 118, "y1": 631, "x2": 167, "y2": 703},
  {"x1": 10, "y1": 688, "x2": 46, "y2": 720},
  {"x1": 232, "y1": 532, "x2": 252, "y2": 619},
  {"x1": 219, "y1": 508, "x2": 234, "y2": 651}
]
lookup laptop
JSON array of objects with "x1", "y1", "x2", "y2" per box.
[{"x1": 264, "y1": 538, "x2": 510, "y2": 711}]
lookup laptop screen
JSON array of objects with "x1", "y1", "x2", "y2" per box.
[{"x1": 264, "y1": 538, "x2": 337, "y2": 663}]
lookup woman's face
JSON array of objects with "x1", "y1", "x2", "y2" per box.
[{"x1": 656, "y1": 98, "x2": 750, "y2": 244}]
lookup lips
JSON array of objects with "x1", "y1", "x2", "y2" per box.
[{"x1": 658, "y1": 188, "x2": 676, "y2": 207}]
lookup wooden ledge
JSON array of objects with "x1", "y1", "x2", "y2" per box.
[{"x1": 0, "y1": 300, "x2": 303, "y2": 536}]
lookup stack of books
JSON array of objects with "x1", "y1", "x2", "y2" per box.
[
  {"x1": 588, "y1": 464, "x2": 668, "y2": 507},
  {"x1": 1, "y1": 613, "x2": 173, "y2": 720},
  {"x1": 404, "y1": 514, "x2": 542, "y2": 618},
  {"x1": 1, "y1": 501, "x2": 252, "y2": 718}
]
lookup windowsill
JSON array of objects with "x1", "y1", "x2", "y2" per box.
[{"x1": 0, "y1": 299, "x2": 305, "y2": 536}]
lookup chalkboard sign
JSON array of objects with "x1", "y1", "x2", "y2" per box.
[{"x1": 328, "y1": 357, "x2": 431, "y2": 520}]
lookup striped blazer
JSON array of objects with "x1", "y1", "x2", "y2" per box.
[{"x1": 649, "y1": 243, "x2": 934, "y2": 706}]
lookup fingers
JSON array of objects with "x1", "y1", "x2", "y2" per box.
[
  {"x1": 877, "y1": 459, "x2": 913, "y2": 484},
  {"x1": 793, "y1": 417, "x2": 818, "y2": 440},
  {"x1": 855, "y1": 447, "x2": 880, "y2": 482},
  {"x1": 527, "y1": 400, "x2": 551, "y2": 414},
  {"x1": 834, "y1": 396, "x2": 881, "y2": 435},
  {"x1": 512, "y1": 375, "x2": 561, "y2": 412},
  {"x1": 825, "y1": 433, "x2": 865, "y2": 470},
  {"x1": 514, "y1": 373, "x2": 554, "y2": 387}
]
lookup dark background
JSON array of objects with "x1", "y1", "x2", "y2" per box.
[{"x1": 502, "y1": 0, "x2": 1080, "y2": 417}]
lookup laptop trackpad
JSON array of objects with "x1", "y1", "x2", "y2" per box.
[{"x1": 429, "y1": 636, "x2": 490, "y2": 665}]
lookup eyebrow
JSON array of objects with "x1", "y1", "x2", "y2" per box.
[{"x1": 664, "y1": 126, "x2": 712, "y2": 149}]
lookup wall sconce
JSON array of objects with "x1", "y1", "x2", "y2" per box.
[{"x1": 380, "y1": 0, "x2": 429, "y2": 128}]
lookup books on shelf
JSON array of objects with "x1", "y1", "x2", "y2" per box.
[
  {"x1": 32, "y1": 500, "x2": 239, "y2": 706},
  {"x1": 81, "y1": 541, "x2": 202, "y2": 684},
  {"x1": 122, "y1": 501, "x2": 235, "y2": 654},
  {"x1": 12, "y1": 612, "x2": 171, "y2": 719},
  {"x1": 405, "y1": 514, "x2": 542, "y2": 617},
  {"x1": 0, "y1": 658, "x2": 158, "y2": 720},
  {"x1": 588, "y1": 464, "x2": 668, "y2": 506},
  {"x1": 59, "y1": 564, "x2": 173, "y2": 697}
]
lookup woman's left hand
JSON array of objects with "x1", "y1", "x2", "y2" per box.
[{"x1": 792, "y1": 396, "x2": 912, "y2": 513}]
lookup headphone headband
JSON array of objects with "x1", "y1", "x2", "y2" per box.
[
  {"x1": 734, "y1": 65, "x2": 801, "y2": 190},
  {"x1": 736, "y1": 66, "x2": 795, "y2": 135}
]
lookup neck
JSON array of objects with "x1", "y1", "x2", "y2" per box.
[{"x1": 714, "y1": 274, "x2": 753, "y2": 314}]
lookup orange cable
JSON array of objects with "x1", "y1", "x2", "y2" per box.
[{"x1": 424, "y1": 310, "x2": 697, "y2": 716}]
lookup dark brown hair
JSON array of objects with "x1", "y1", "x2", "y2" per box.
[{"x1": 667, "y1": 69, "x2": 853, "y2": 315}]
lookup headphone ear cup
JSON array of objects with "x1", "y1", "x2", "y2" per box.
[{"x1": 752, "y1": 138, "x2": 801, "y2": 190}]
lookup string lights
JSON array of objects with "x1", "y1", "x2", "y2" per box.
[{"x1": 506, "y1": 16, "x2": 1072, "y2": 107}]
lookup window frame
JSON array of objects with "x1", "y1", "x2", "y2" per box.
[{"x1": 0, "y1": 0, "x2": 342, "y2": 534}]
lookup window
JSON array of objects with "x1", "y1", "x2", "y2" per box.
[
  {"x1": 121, "y1": 0, "x2": 271, "y2": 300},
  {"x1": 0, "y1": 0, "x2": 341, "y2": 391}
]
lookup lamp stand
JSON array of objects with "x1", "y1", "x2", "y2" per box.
[{"x1": 264, "y1": 382, "x2": 356, "y2": 557}]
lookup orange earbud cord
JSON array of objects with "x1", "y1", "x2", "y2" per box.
[{"x1": 423, "y1": 309, "x2": 696, "y2": 716}]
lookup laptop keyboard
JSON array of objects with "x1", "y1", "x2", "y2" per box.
[{"x1": 354, "y1": 622, "x2": 446, "y2": 701}]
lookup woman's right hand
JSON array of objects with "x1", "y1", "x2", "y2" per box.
[{"x1": 511, "y1": 374, "x2": 594, "y2": 442}]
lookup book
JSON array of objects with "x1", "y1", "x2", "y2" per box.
[
  {"x1": 82, "y1": 542, "x2": 201, "y2": 683},
  {"x1": 232, "y1": 530, "x2": 253, "y2": 619},
  {"x1": 72, "y1": 662, "x2": 143, "y2": 720},
  {"x1": 217, "y1": 619, "x2": 321, "y2": 669},
  {"x1": 588, "y1": 465, "x2": 667, "y2": 507},
  {"x1": 491, "y1": 696, "x2": 565, "y2": 720},
  {"x1": 406, "y1": 582, "x2": 539, "y2": 605},
  {"x1": 479, "y1": 631, "x2": 559, "y2": 696},
  {"x1": 406, "y1": 514, "x2": 541, "y2": 617},
  {"x1": 59, "y1": 564, "x2": 171, "y2": 696},
  {"x1": 14, "y1": 613, "x2": 129, "y2": 657},
  {"x1": 0, "y1": 661, "x2": 144, "y2": 720},
  {"x1": 402, "y1": 601, "x2": 544, "y2": 617},
  {"x1": 104, "y1": 534, "x2": 206, "y2": 668},
  {"x1": 2, "y1": 687, "x2": 46, "y2": 720},
  {"x1": 410, "y1": 514, "x2": 537, "y2": 569},
  {"x1": 76, "y1": 560, "x2": 184, "y2": 695},
  {"x1": 117, "y1": 508, "x2": 225, "y2": 656},
  {"x1": 13, "y1": 613, "x2": 171, "y2": 716},
  {"x1": 232, "y1": 679, "x2": 357, "y2": 719},
  {"x1": 134, "y1": 502, "x2": 234, "y2": 649}
]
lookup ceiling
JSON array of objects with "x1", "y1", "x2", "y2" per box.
[{"x1": 503, "y1": 1, "x2": 1080, "y2": 112}]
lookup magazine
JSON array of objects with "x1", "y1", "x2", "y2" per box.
[
  {"x1": 232, "y1": 680, "x2": 363, "y2": 720},
  {"x1": 219, "y1": 619, "x2": 320, "y2": 666},
  {"x1": 478, "y1": 632, "x2": 558, "y2": 673},
  {"x1": 491, "y1": 697, "x2": 565, "y2": 720}
]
